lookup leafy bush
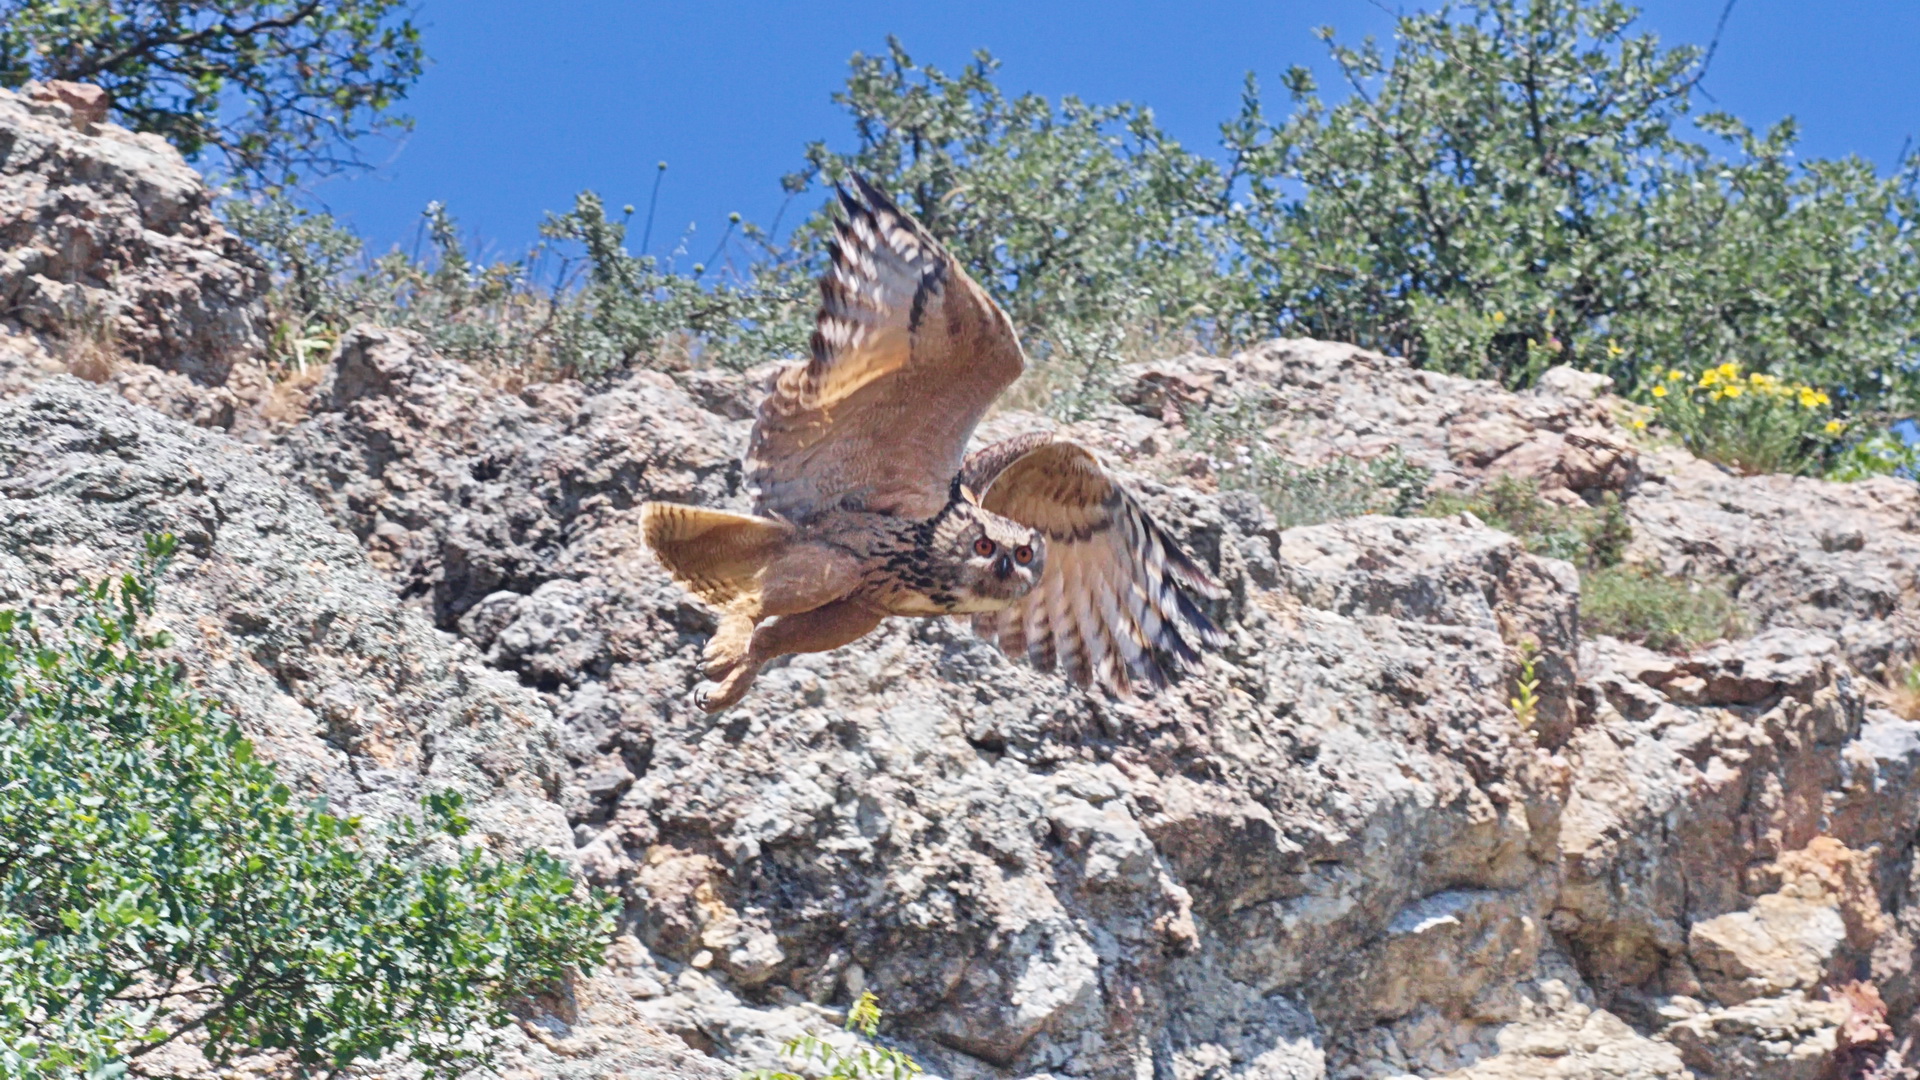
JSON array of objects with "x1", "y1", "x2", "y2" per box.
[
  {"x1": 0, "y1": 0, "x2": 424, "y2": 189},
  {"x1": 537, "y1": 192, "x2": 811, "y2": 376},
  {"x1": 1826, "y1": 429, "x2": 1920, "y2": 483},
  {"x1": 1645, "y1": 361, "x2": 1840, "y2": 474},
  {"x1": 0, "y1": 535, "x2": 615, "y2": 1078},
  {"x1": 1581, "y1": 563, "x2": 1746, "y2": 652},
  {"x1": 187, "y1": 0, "x2": 1920, "y2": 439},
  {"x1": 222, "y1": 194, "x2": 367, "y2": 328},
  {"x1": 1184, "y1": 398, "x2": 1432, "y2": 528},
  {"x1": 1225, "y1": 0, "x2": 1920, "y2": 409},
  {"x1": 1425, "y1": 475, "x2": 1743, "y2": 650},
  {"x1": 226, "y1": 190, "x2": 811, "y2": 379},
  {"x1": 740, "y1": 992, "x2": 924, "y2": 1080},
  {"x1": 1425, "y1": 475, "x2": 1628, "y2": 571}
]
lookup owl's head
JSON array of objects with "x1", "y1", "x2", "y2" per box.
[{"x1": 934, "y1": 492, "x2": 1045, "y2": 608}]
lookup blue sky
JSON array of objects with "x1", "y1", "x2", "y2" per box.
[{"x1": 310, "y1": 1, "x2": 1920, "y2": 264}]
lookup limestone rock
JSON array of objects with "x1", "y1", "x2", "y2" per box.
[
  {"x1": 1626, "y1": 449, "x2": 1920, "y2": 678},
  {"x1": 1124, "y1": 341, "x2": 1640, "y2": 502},
  {"x1": 1441, "y1": 983, "x2": 1690, "y2": 1079},
  {"x1": 1690, "y1": 896, "x2": 1846, "y2": 1006},
  {"x1": 263, "y1": 331, "x2": 1920, "y2": 1079},
  {"x1": 0, "y1": 378, "x2": 721, "y2": 1079},
  {"x1": 0, "y1": 85, "x2": 268, "y2": 389},
  {"x1": 1661, "y1": 992, "x2": 1849, "y2": 1079},
  {"x1": 23, "y1": 80, "x2": 111, "y2": 131},
  {"x1": 272, "y1": 330, "x2": 1594, "y2": 1078}
]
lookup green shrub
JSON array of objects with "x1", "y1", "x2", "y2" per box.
[
  {"x1": 1581, "y1": 563, "x2": 1745, "y2": 652},
  {"x1": 0, "y1": 0, "x2": 423, "y2": 190},
  {"x1": 1225, "y1": 0, "x2": 1920, "y2": 410},
  {"x1": 1826, "y1": 429, "x2": 1920, "y2": 483},
  {"x1": 0, "y1": 535, "x2": 615, "y2": 1078},
  {"x1": 226, "y1": 196, "x2": 578, "y2": 376},
  {"x1": 1424, "y1": 475, "x2": 1628, "y2": 570},
  {"x1": 740, "y1": 992, "x2": 924, "y2": 1080},
  {"x1": 226, "y1": 190, "x2": 812, "y2": 379},
  {"x1": 536, "y1": 192, "x2": 812, "y2": 376},
  {"x1": 1184, "y1": 398, "x2": 1431, "y2": 528},
  {"x1": 195, "y1": 0, "x2": 1920, "y2": 436},
  {"x1": 1645, "y1": 361, "x2": 1841, "y2": 475},
  {"x1": 222, "y1": 194, "x2": 368, "y2": 329},
  {"x1": 1426, "y1": 476, "x2": 1743, "y2": 650}
]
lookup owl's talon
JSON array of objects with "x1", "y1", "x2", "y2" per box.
[
  {"x1": 693, "y1": 682, "x2": 738, "y2": 714},
  {"x1": 695, "y1": 661, "x2": 761, "y2": 714}
]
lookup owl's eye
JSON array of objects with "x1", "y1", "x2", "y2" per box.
[
  {"x1": 973, "y1": 537, "x2": 997, "y2": 557},
  {"x1": 1013, "y1": 544, "x2": 1034, "y2": 565}
]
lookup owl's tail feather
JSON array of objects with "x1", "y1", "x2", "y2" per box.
[{"x1": 640, "y1": 503, "x2": 794, "y2": 608}]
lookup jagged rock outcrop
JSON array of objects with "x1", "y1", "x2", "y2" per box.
[
  {"x1": 273, "y1": 329, "x2": 1598, "y2": 1078},
  {"x1": 0, "y1": 83, "x2": 271, "y2": 424},
  {"x1": 0, "y1": 378, "x2": 728, "y2": 1080},
  {"x1": 8, "y1": 78, "x2": 1920, "y2": 1080},
  {"x1": 1627, "y1": 451, "x2": 1920, "y2": 679},
  {"x1": 260, "y1": 328, "x2": 1920, "y2": 1079}
]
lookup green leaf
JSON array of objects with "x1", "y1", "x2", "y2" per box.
[{"x1": 0, "y1": 538, "x2": 613, "y2": 1076}]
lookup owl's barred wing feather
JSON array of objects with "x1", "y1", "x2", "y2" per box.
[
  {"x1": 640, "y1": 502, "x2": 793, "y2": 608},
  {"x1": 747, "y1": 174, "x2": 1026, "y2": 523},
  {"x1": 964, "y1": 435, "x2": 1228, "y2": 695}
]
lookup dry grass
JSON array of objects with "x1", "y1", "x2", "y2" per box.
[
  {"x1": 259, "y1": 362, "x2": 329, "y2": 427},
  {"x1": 1879, "y1": 662, "x2": 1920, "y2": 721},
  {"x1": 51, "y1": 301, "x2": 127, "y2": 384}
]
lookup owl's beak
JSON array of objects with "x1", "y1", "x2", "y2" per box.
[{"x1": 994, "y1": 553, "x2": 1014, "y2": 579}]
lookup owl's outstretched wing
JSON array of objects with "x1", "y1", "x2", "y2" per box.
[
  {"x1": 747, "y1": 174, "x2": 1026, "y2": 523},
  {"x1": 962, "y1": 434, "x2": 1229, "y2": 694}
]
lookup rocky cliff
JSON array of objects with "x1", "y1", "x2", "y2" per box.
[{"x1": 5, "y1": 83, "x2": 1920, "y2": 1080}]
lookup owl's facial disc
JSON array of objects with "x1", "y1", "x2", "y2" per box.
[{"x1": 955, "y1": 509, "x2": 1044, "y2": 605}]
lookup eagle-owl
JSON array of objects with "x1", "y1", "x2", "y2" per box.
[{"x1": 642, "y1": 175, "x2": 1226, "y2": 712}]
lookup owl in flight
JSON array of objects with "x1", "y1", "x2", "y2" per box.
[{"x1": 642, "y1": 175, "x2": 1227, "y2": 712}]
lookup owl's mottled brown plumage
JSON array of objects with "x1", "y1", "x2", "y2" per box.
[{"x1": 642, "y1": 175, "x2": 1226, "y2": 712}]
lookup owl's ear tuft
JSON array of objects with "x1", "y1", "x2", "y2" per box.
[{"x1": 960, "y1": 484, "x2": 982, "y2": 506}]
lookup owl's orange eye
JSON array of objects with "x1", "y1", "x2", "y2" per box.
[
  {"x1": 1013, "y1": 544, "x2": 1034, "y2": 565},
  {"x1": 973, "y1": 537, "x2": 997, "y2": 557}
]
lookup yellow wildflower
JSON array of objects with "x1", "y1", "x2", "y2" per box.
[
  {"x1": 1651, "y1": 384, "x2": 1668, "y2": 398},
  {"x1": 1666, "y1": 369, "x2": 1685, "y2": 381},
  {"x1": 1710, "y1": 389, "x2": 1725, "y2": 402},
  {"x1": 1700, "y1": 369, "x2": 1721, "y2": 388},
  {"x1": 1716, "y1": 361, "x2": 1740, "y2": 378},
  {"x1": 1825, "y1": 419, "x2": 1846, "y2": 435},
  {"x1": 1491, "y1": 311, "x2": 1506, "y2": 325},
  {"x1": 1607, "y1": 339, "x2": 1624, "y2": 358},
  {"x1": 1722, "y1": 384, "x2": 1743, "y2": 398},
  {"x1": 1797, "y1": 387, "x2": 1830, "y2": 409}
]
